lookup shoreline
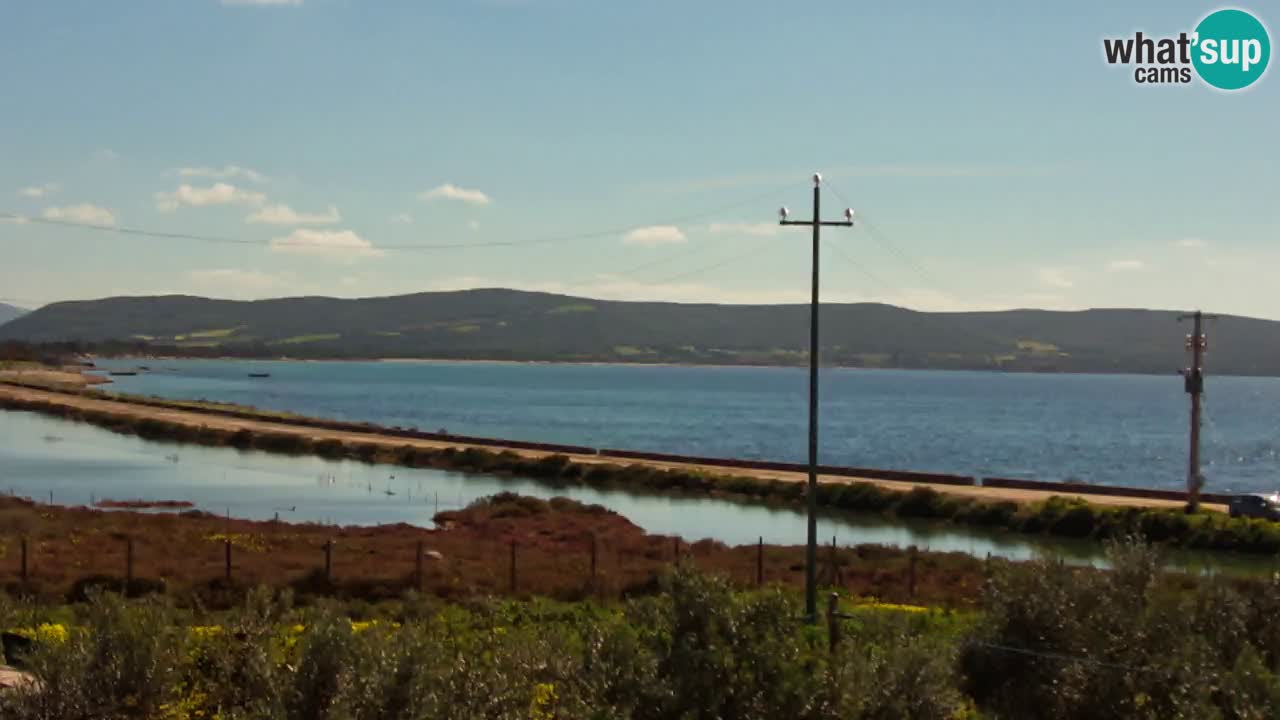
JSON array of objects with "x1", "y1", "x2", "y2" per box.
[
  {"x1": 0, "y1": 377, "x2": 1215, "y2": 512},
  {"x1": 83, "y1": 353, "x2": 1246, "y2": 377},
  {"x1": 9, "y1": 381, "x2": 1280, "y2": 559}
]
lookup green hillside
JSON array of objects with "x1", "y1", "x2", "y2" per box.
[{"x1": 0, "y1": 289, "x2": 1272, "y2": 374}]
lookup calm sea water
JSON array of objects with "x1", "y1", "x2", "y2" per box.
[{"x1": 93, "y1": 359, "x2": 1280, "y2": 494}]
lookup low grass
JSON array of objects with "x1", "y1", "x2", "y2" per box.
[
  {"x1": 272, "y1": 334, "x2": 341, "y2": 345},
  {"x1": 612, "y1": 346, "x2": 657, "y2": 357},
  {"x1": 0, "y1": 493, "x2": 984, "y2": 609},
  {"x1": 185, "y1": 327, "x2": 244, "y2": 339},
  {"x1": 6, "y1": 544, "x2": 1280, "y2": 719},
  {"x1": 547, "y1": 303, "x2": 596, "y2": 315}
]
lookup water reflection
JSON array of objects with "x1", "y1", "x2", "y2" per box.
[{"x1": 0, "y1": 408, "x2": 1274, "y2": 576}]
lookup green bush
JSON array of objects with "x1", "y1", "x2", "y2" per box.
[{"x1": 961, "y1": 539, "x2": 1280, "y2": 719}]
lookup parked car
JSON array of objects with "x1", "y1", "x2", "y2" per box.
[{"x1": 1228, "y1": 493, "x2": 1280, "y2": 520}]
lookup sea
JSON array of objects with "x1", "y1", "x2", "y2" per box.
[{"x1": 88, "y1": 359, "x2": 1280, "y2": 495}]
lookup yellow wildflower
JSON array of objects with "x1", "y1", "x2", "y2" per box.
[
  {"x1": 530, "y1": 682, "x2": 557, "y2": 720},
  {"x1": 10, "y1": 623, "x2": 69, "y2": 644}
]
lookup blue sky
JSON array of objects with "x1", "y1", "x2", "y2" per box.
[{"x1": 1, "y1": 0, "x2": 1276, "y2": 317}]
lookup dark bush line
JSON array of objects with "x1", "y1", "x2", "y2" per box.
[
  {"x1": 5, "y1": 391, "x2": 1280, "y2": 556},
  {"x1": 601, "y1": 448, "x2": 977, "y2": 486},
  {"x1": 984, "y1": 475, "x2": 1234, "y2": 505}
]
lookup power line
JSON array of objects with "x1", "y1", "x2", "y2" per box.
[
  {"x1": 822, "y1": 238, "x2": 894, "y2": 292},
  {"x1": 642, "y1": 236, "x2": 780, "y2": 286},
  {"x1": 565, "y1": 223, "x2": 787, "y2": 288},
  {"x1": 0, "y1": 184, "x2": 791, "y2": 254},
  {"x1": 823, "y1": 183, "x2": 961, "y2": 299}
]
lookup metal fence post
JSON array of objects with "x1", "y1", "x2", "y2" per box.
[
  {"x1": 20, "y1": 536, "x2": 28, "y2": 583},
  {"x1": 909, "y1": 545, "x2": 918, "y2": 601},
  {"x1": 829, "y1": 535, "x2": 837, "y2": 586},
  {"x1": 224, "y1": 539, "x2": 232, "y2": 583},
  {"x1": 827, "y1": 592, "x2": 840, "y2": 653},
  {"x1": 324, "y1": 540, "x2": 333, "y2": 583},
  {"x1": 674, "y1": 537, "x2": 681, "y2": 567}
]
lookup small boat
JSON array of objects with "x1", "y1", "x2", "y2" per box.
[
  {"x1": 108, "y1": 371, "x2": 138, "y2": 377},
  {"x1": 247, "y1": 372, "x2": 271, "y2": 378}
]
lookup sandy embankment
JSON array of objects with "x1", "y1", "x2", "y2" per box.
[
  {"x1": 0, "y1": 367, "x2": 111, "y2": 388},
  {"x1": 0, "y1": 380, "x2": 1224, "y2": 513}
]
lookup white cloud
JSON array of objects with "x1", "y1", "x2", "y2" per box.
[
  {"x1": 92, "y1": 149, "x2": 120, "y2": 161},
  {"x1": 177, "y1": 165, "x2": 266, "y2": 183},
  {"x1": 1037, "y1": 267, "x2": 1074, "y2": 289},
  {"x1": 707, "y1": 222, "x2": 779, "y2": 237},
  {"x1": 1175, "y1": 238, "x2": 1208, "y2": 249},
  {"x1": 41, "y1": 204, "x2": 117, "y2": 226},
  {"x1": 18, "y1": 183, "x2": 59, "y2": 199},
  {"x1": 623, "y1": 225, "x2": 687, "y2": 246},
  {"x1": 246, "y1": 203, "x2": 340, "y2": 226},
  {"x1": 419, "y1": 183, "x2": 492, "y2": 206},
  {"x1": 269, "y1": 229, "x2": 383, "y2": 261},
  {"x1": 221, "y1": 0, "x2": 303, "y2": 5},
  {"x1": 468, "y1": 220, "x2": 480, "y2": 232},
  {"x1": 155, "y1": 183, "x2": 267, "y2": 211},
  {"x1": 1104, "y1": 259, "x2": 1145, "y2": 272},
  {"x1": 388, "y1": 213, "x2": 414, "y2": 225}
]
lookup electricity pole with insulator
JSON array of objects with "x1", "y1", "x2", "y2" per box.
[
  {"x1": 1179, "y1": 309, "x2": 1217, "y2": 512},
  {"x1": 778, "y1": 173, "x2": 854, "y2": 623}
]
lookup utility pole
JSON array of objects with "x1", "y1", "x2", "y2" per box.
[
  {"x1": 779, "y1": 173, "x2": 854, "y2": 622},
  {"x1": 1179, "y1": 310, "x2": 1217, "y2": 512}
]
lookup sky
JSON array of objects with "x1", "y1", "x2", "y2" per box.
[{"x1": 0, "y1": 0, "x2": 1276, "y2": 318}]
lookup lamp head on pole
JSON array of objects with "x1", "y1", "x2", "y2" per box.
[
  {"x1": 812, "y1": 173, "x2": 822, "y2": 186},
  {"x1": 844, "y1": 208, "x2": 855, "y2": 223},
  {"x1": 779, "y1": 206, "x2": 789, "y2": 220}
]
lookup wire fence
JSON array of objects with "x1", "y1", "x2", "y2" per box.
[{"x1": 0, "y1": 510, "x2": 984, "y2": 610}]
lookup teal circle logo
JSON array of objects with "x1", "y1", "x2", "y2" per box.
[{"x1": 1192, "y1": 9, "x2": 1271, "y2": 90}]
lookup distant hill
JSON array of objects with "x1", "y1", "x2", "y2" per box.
[
  {"x1": 0, "y1": 289, "x2": 1274, "y2": 375},
  {"x1": 0, "y1": 302, "x2": 27, "y2": 327}
]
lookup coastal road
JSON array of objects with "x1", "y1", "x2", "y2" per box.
[{"x1": 0, "y1": 376, "x2": 1225, "y2": 513}]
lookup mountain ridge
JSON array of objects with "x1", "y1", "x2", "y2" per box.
[
  {"x1": 0, "y1": 289, "x2": 1272, "y2": 375},
  {"x1": 0, "y1": 302, "x2": 27, "y2": 327}
]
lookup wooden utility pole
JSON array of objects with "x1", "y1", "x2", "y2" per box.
[
  {"x1": 1179, "y1": 310, "x2": 1217, "y2": 511},
  {"x1": 779, "y1": 174, "x2": 855, "y2": 622}
]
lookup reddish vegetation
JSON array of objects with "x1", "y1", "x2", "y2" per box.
[
  {"x1": 93, "y1": 499, "x2": 195, "y2": 510},
  {"x1": 0, "y1": 493, "x2": 987, "y2": 607}
]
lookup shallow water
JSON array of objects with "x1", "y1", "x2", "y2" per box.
[
  {"x1": 3, "y1": 408, "x2": 1275, "y2": 575},
  {"x1": 93, "y1": 359, "x2": 1280, "y2": 494}
]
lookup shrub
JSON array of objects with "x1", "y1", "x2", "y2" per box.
[{"x1": 960, "y1": 539, "x2": 1280, "y2": 719}]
